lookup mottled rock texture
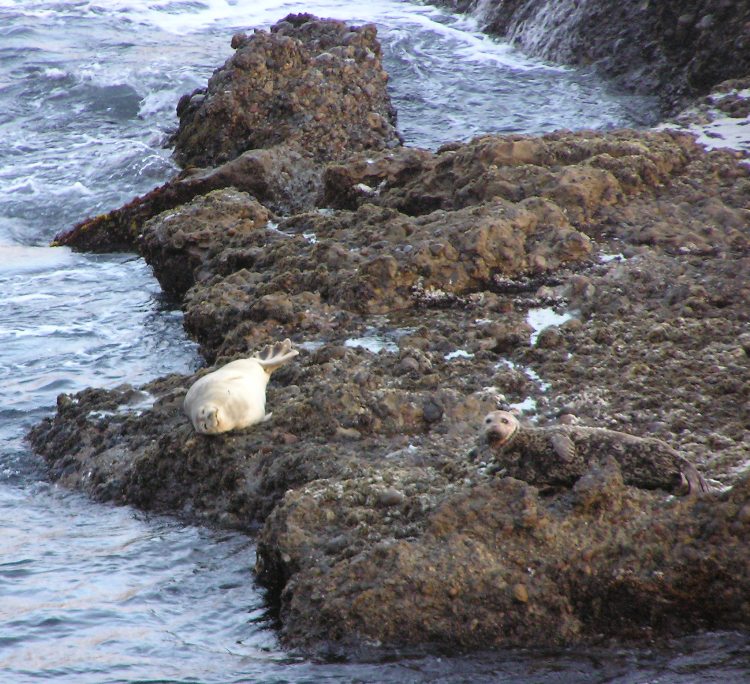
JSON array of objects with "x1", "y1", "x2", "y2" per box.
[
  {"x1": 31, "y1": 126, "x2": 750, "y2": 655},
  {"x1": 53, "y1": 14, "x2": 401, "y2": 250},
  {"x1": 257, "y1": 468, "x2": 750, "y2": 653},
  {"x1": 171, "y1": 13, "x2": 401, "y2": 168}
]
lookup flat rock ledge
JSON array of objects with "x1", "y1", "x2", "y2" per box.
[{"x1": 29, "y1": 14, "x2": 750, "y2": 659}]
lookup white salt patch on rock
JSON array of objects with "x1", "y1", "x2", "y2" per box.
[
  {"x1": 526, "y1": 307, "x2": 574, "y2": 345},
  {"x1": 345, "y1": 335, "x2": 398, "y2": 354},
  {"x1": 297, "y1": 340, "x2": 325, "y2": 352},
  {"x1": 265, "y1": 220, "x2": 293, "y2": 238},
  {"x1": 500, "y1": 358, "x2": 551, "y2": 393},
  {"x1": 686, "y1": 116, "x2": 750, "y2": 157},
  {"x1": 657, "y1": 87, "x2": 750, "y2": 161},
  {"x1": 509, "y1": 396, "x2": 537, "y2": 414},
  {"x1": 444, "y1": 349, "x2": 475, "y2": 361},
  {"x1": 345, "y1": 326, "x2": 415, "y2": 354},
  {"x1": 86, "y1": 391, "x2": 157, "y2": 420},
  {"x1": 354, "y1": 182, "x2": 377, "y2": 195},
  {"x1": 523, "y1": 366, "x2": 551, "y2": 392}
]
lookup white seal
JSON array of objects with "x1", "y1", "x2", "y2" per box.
[{"x1": 184, "y1": 338, "x2": 299, "y2": 435}]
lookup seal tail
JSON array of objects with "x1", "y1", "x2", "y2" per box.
[{"x1": 253, "y1": 338, "x2": 299, "y2": 374}]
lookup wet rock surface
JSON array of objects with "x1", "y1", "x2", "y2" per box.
[
  {"x1": 437, "y1": 0, "x2": 750, "y2": 113},
  {"x1": 29, "y1": 13, "x2": 750, "y2": 659},
  {"x1": 171, "y1": 14, "x2": 401, "y2": 168},
  {"x1": 258, "y1": 468, "x2": 750, "y2": 654}
]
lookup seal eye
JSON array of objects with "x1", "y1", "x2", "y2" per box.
[
  {"x1": 501, "y1": 417, "x2": 508, "y2": 424},
  {"x1": 485, "y1": 416, "x2": 492, "y2": 424}
]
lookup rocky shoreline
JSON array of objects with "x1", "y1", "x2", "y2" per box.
[{"x1": 30, "y1": 13, "x2": 750, "y2": 657}]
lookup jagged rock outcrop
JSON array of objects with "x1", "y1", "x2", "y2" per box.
[
  {"x1": 137, "y1": 188, "x2": 272, "y2": 299},
  {"x1": 53, "y1": 14, "x2": 402, "y2": 250},
  {"x1": 257, "y1": 466, "x2": 750, "y2": 654},
  {"x1": 171, "y1": 13, "x2": 401, "y2": 168},
  {"x1": 30, "y1": 124, "x2": 750, "y2": 655}
]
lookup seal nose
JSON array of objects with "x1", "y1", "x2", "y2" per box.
[{"x1": 485, "y1": 426, "x2": 503, "y2": 445}]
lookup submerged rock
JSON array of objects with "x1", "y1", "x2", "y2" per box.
[{"x1": 437, "y1": 0, "x2": 750, "y2": 113}]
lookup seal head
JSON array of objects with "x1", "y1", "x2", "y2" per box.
[{"x1": 483, "y1": 410, "x2": 519, "y2": 448}]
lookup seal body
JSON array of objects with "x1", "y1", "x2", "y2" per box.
[
  {"x1": 184, "y1": 359, "x2": 270, "y2": 434},
  {"x1": 184, "y1": 338, "x2": 298, "y2": 435},
  {"x1": 477, "y1": 410, "x2": 709, "y2": 495}
]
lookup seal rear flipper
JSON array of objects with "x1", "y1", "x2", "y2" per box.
[{"x1": 254, "y1": 338, "x2": 299, "y2": 374}]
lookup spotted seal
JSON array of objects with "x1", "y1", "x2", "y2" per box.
[{"x1": 477, "y1": 410, "x2": 709, "y2": 495}]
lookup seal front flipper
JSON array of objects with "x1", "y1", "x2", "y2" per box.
[
  {"x1": 676, "y1": 458, "x2": 712, "y2": 495},
  {"x1": 550, "y1": 432, "x2": 576, "y2": 462}
]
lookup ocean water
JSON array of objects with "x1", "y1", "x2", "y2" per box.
[{"x1": 1, "y1": 0, "x2": 747, "y2": 681}]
